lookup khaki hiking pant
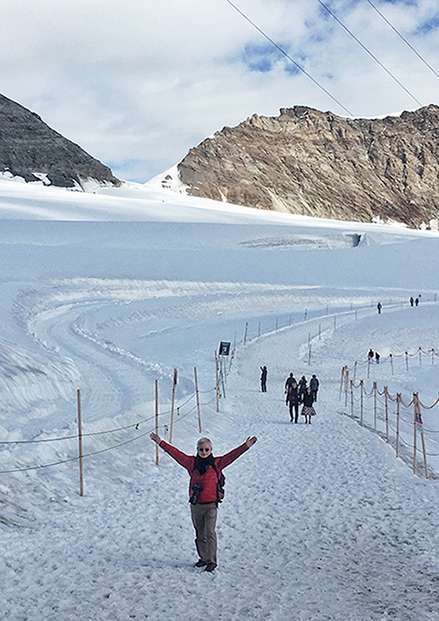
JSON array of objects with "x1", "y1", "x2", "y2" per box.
[{"x1": 190, "y1": 502, "x2": 218, "y2": 565}]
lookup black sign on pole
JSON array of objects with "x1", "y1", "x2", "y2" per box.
[{"x1": 219, "y1": 341, "x2": 231, "y2": 356}]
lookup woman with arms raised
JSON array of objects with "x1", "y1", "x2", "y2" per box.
[{"x1": 150, "y1": 433, "x2": 257, "y2": 572}]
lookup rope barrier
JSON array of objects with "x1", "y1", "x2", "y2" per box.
[
  {"x1": 0, "y1": 389, "x2": 203, "y2": 446},
  {"x1": 344, "y1": 345, "x2": 439, "y2": 374},
  {"x1": 0, "y1": 381, "x2": 218, "y2": 474},
  {"x1": 341, "y1": 366, "x2": 437, "y2": 478}
]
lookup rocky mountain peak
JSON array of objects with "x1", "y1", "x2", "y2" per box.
[
  {"x1": 0, "y1": 93, "x2": 120, "y2": 189},
  {"x1": 174, "y1": 104, "x2": 439, "y2": 228}
]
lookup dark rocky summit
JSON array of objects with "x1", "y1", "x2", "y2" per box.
[
  {"x1": 174, "y1": 105, "x2": 439, "y2": 228},
  {"x1": 0, "y1": 93, "x2": 120, "y2": 188}
]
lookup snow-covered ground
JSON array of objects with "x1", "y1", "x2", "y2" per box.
[{"x1": 1, "y1": 177, "x2": 439, "y2": 619}]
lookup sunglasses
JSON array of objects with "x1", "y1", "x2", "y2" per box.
[{"x1": 198, "y1": 447, "x2": 211, "y2": 453}]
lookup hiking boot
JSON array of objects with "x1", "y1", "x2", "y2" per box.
[
  {"x1": 205, "y1": 562, "x2": 217, "y2": 572},
  {"x1": 194, "y1": 560, "x2": 207, "y2": 568}
]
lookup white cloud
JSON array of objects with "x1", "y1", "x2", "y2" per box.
[{"x1": 0, "y1": 0, "x2": 439, "y2": 182}]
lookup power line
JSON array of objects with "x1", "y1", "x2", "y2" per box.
[
  {"x1": 316, "y1": 0, "x2": 422, "y2": 107},
  {"x1": 363, "y1": 0, "x2": 439, "y2": 81},
  {"x1": 224, "y1": 0, "x2": 354, "y2": 116}
]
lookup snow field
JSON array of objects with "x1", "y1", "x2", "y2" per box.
[{"x1": 1, "y1": 182, "x2": 439, "y2": 618}]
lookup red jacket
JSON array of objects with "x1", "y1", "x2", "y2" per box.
[{"x1": 159, "y1": 440, "x2": 249, "y2": 504}]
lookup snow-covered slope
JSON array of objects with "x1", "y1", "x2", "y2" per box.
[{"x1": 1, "y1": 178, "x2": 439, "y2": 620}]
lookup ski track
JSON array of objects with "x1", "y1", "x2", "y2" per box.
[{"x1": 2, "y1": 278, "x2": 439, "y2": 619}]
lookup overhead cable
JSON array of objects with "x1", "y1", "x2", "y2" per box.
[
  {"x1": 316, "y1": 0, "x2": 422, "y2": 107},
  {"x1": 364, "y1": 0, "x2": 439, "y2": 81},
  {"x1": 224, "y1": 0, "x2": 354, "y2": 116}
]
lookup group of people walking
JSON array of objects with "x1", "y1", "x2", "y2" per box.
[
  {"x1": 368, "y1": 348, "x2": 380, "y2": 364},
  {"x1": 410, "y1": 295, "x2": 421, "y2": 307},
  {"x1": 284, "y1": 373, "x2": 319, "y2": 424},
  {"x1": 260, "y1": 366, "x2": 320, "y2": 423}
]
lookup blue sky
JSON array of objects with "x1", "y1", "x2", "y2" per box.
[{"x1": 1, "y1": 0, "x2": 439, "y2": 183}]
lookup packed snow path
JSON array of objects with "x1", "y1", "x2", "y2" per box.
[{"x1": 3, "y1": 288, "x2": 439, "y2": 620}]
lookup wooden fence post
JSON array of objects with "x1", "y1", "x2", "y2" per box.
[
  {"x1": 394, "y1": 394, "x2": 400, "y2": 458},
  {"x1": 170, "y1": 369, "x2": 177, "y2": 444},
  {"x1": 385, "y1": 388, "x2": 389, "y2": 442},
  {"x1": 194, "y1": 367, "x2": 202, "y2": 433},
  {"x1": 222, "y1": 354, "x2": 227, "y2": 384},
  {"x1": 414, "y1": 394, "x2": 429, "y2": 479},
  {"x1": 421, "y1": 427, "x2": 429, "y2": 480},
  {"x1": 413, "y1": 393, "x2": 417, "y2": 475},
  {"x1": 373, "y1": 382, "x2": 377, "y2": 432},
  {"x1": 77, "y1": 389, "x2": 84, "y2": 497},
  {"x1": 344, "y1": 369, "x2": 349, "y2": 408},
  {"x1": 360, "y1": 381, "x2": 364, "y2": 427},
  {"x1": 350, "y1": 380, "x2": 354, "y2": 417},
  {"x1": 339, "y1": 366, "x2": 345, "y2": 400},
  {"x1": 215, "y1": 354, "x2": 220, "y2": 412},
  {"x1": 243, "y1": 322, "x2": 248, "y2": 345},
  {"x1": 155, "y1": 380, "x2": 159, "y2": 466}
]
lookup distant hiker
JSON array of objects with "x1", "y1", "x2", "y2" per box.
[
  {"x1": 410, "y1": 297, "x2": 414, "y2": 307},
  {"x1": 150, "y1": 433, "x2": 257, "y2": 573},
  {"x1": 377, "y1": 302, "x2": 382, "y2": 314},
  {"x1": 375, "y1": 352, "x2": 380, "y2": 364},
  {"x1": 298, "y1": 375, "x2": 307, "y2": 400},
  {"x1": 368, "y1": 349, "x2": 374, "y2": 361},
  {"x1": 260, "y1": 366, "x2": 267, "y2": 392},
  {"x1": 286, "y1": 379, "x2": 300, "y2": 423},
  {"x1": 415, "y1": 297, "x2": 419, "y2": 307},
  {"x1": 284, "y1": 372, "x2": 296, "y2": 393},
  {"x1": 301, "y1": 387, "x2": 316, "y2": 424},
  {"x1": 310, "y1": 374, "x2": 319, "y2": 402}
]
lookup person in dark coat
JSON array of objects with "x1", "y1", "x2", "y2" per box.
[
  {"x1": 301, "y1": 387, "x2": 316, "y2": 423},
  {"x1": 298, "y1": 375, "x2": 307, "y2": 401},
  {"x1": 368, "y1": 349, "x2": 374, "y2": 361},
  {"x1": 375, "y1": 352, "x2": 380, "y2": 364},
  {"x1": 377, "y1": 302, "x2": 382, "y2": 314},
  {"x1": 284, "y1": 372, "x2": 296, "y2": 393},
  {"x1": 260, "y1": 366, "x2": 267, "y2": 392},
  {"x1": 286, "y1": 379, "x2": 300, "y2": 423},
  {"x1": 150, "y1": 433, "x2": 257, "y2": 572},
  {"x1": 310, "y1": 374, "x2": 319, "y2": 402}
]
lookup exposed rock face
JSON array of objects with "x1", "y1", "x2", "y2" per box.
[
  {"x1": 176, "y1": 105, "x2": 439, "y2": 228},
  {"x1": 0, "y1": 93, "x2": 120, "y2": 188}
]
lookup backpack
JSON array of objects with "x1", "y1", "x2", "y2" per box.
[{"x1": 213, "y1": 464, "x2": 226, "y2": 503}]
